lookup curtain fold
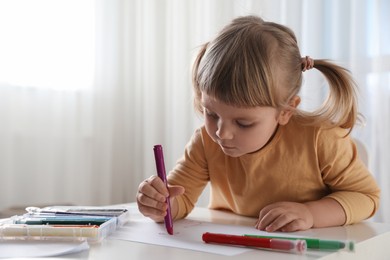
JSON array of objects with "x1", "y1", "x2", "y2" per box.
[{"x1": 0, "y1": 0, "x2": 388, "y2": 222}]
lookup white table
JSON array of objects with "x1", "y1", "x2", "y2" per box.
[{"x1": 3, "y1": 204, "x2": 390, "y2": 259}]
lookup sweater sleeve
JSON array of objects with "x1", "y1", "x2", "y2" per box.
[
  {"x1": 167, "y1": 128, "x2": 210, "y2": 219},
  {"x1": 317, "y1": 128, "x2": 380, "y2": 225}
]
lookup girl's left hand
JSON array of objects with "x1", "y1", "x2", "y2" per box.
[{"x1": 256, "y1": 202, "x2": 314, "y2": 232}]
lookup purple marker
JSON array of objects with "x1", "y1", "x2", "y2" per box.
[{"x1": 153, "y1": 145, "x2": 173, "y2": 235}]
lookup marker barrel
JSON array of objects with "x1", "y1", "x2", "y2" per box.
[
  {"x1": 202, "y1": 232, "x2": 306, "y2": 254},
  {"x1": 153, "y1": 145, "x2": 173, "y2": 235}
]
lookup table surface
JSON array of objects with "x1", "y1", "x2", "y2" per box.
[{"x1": 4, "y1": 203, "x2": 390, "y2": 260}]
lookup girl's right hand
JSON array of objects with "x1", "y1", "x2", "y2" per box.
[{"x1": 136, "y1": 175, "x2": 185, "y2": 222}]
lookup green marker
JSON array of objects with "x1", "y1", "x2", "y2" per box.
[{"x1": 244, "y1": 235, "x2": 355, "y2": 252}]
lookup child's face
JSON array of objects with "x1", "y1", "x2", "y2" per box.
[{"x1": 201, "y1": 92, "x2": 281, "y2": 157}]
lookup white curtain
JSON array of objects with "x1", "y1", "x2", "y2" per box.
[{"x1": 0, "y1": 0, "x2": 389, "y2": 223}]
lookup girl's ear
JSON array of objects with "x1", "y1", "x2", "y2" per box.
[{"x1": 277, "y1": 96, "x2": 301, "y2": 125}]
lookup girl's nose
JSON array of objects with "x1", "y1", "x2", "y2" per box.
[{"x1": 216, "y1": 122, "x2": 233, "y2": 140}]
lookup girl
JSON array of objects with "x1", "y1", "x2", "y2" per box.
[{"x1": 136, "y1": 15, "x2": 380, "y2": 232}]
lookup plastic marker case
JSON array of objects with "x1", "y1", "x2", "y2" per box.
[{"x1": 0, "y1": 206, "x2": 129, "y2": 243}]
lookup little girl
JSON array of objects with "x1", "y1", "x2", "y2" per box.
[{"x1": 136, "y1": 15, "x2": 380, "y2": 232}]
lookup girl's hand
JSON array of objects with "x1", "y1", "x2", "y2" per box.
[
  {"x1": 136, "y1": 175, "x2": 185, "y2": 222},
  {"x1": 255, "y1": 202, "x2": 314, "y2": 232}
]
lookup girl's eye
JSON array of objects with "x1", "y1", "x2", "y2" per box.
[{"x1": 236, "y1": 121, "x2": 253, "y2": 128}]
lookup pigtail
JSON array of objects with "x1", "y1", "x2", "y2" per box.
[{"x1": 297, "y1": 59, "x2": 359, "y2": 133}]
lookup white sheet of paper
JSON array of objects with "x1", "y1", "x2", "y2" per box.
[
  {"x1": 109, "y1": 218, "x2": 282, "y2": 256},
  {"x1": 0, "y1": 240, "x2": 89, "y2": 258}
]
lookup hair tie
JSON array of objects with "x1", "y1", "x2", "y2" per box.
[{"x1": 302, "y1": 56, "x2": 314, "y2": 72}]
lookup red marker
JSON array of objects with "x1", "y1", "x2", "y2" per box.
[
  {"x1": 153, "y1": 145, "x2": 173, "y2": 235},
  {"x1": 202, "y1": 232, "x2": 306, "y2": 254}
]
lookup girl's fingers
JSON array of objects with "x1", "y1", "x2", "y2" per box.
[
  {"x1": 263, "y1": 213, "x2": 295, "y2": 232},
  {"x1": 145, "y1": 175, "x2": 169, "y2": 197},
  {"x1": 256, "y1": 207, "x2": 281, "y2": 230},
  {"x1": 137, "y1": 190, "x2": 167, "y2": 210},
  {"x1": 138, "y1": 201, "x2": 167, "y2": 217},
  {"x1": 138, "y1": 177, "x2": 167, "y2": 203},
  {"x1": 137, "y1": 176, "x2": 185, "y2": 221}
]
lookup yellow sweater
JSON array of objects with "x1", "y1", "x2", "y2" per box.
[{"x1": 168, "y1": 118, "x2": 380, "y2": 225}]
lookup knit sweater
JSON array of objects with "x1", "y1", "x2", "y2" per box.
[{"x1": 168, "y1": 118, "x2": 380, "y2": 225}]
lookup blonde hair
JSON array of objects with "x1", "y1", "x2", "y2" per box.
[{"x1": 192, "y1": 15, "x2": 358, "y2": 131}]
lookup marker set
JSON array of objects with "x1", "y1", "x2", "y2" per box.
[{"x1": 0, "y1": 206, "x2": 129, "y2": 243}]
